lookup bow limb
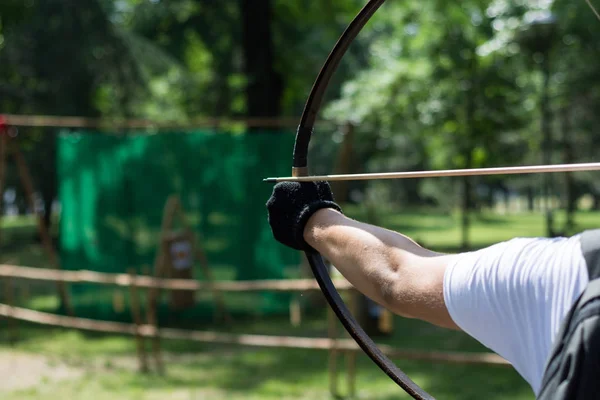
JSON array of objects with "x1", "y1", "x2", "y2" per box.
[
  {"x1": 291, "y1": 1, "x2": 434, "y2": 399},
  {"x1": 293, "y1": 0, "x2": 386, "y2": 176}
]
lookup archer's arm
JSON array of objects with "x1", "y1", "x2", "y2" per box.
[{"x1": 304, "y1": 208, "x2": 459, "y2": 330}]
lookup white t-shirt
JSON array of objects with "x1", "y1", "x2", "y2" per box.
[{"x1": 443, "y1": 235, "x2": 589, "y2": 395}]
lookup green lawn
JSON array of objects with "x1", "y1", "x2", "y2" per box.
[
  {"x1": 0, "y1": 318, "x2": 533, "y2": 400},
  {"x1": 3, "y1": 209, "x2": 597, "y2": 399},
  {"x1": 345, "y1": 206, "x2": 600, "y2": 251}
]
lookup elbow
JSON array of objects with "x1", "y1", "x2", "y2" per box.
[
  {"x1": 375, "y1": 251, "x2": 415, "y2": 318},
  {"x1": 371, "y1": 253, "x2": 452, "y2": 329},
  {"x1": 379, "y1": 268, "x2": 445, "y2": 324},
  {"x1": 379, "y1": 271, "x2": 417, "y2": 319}
]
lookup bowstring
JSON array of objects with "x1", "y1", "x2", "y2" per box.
[{"x1": 586, "y1": 0, "x2": 600, "y2": 21}]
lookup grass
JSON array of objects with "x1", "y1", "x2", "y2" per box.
[
  {"x1": 0, "y1": 318, "x2": 533, "y2": 400},
  {"x1": 345, "y1": 206, "x2": 600, "y2": 251},
  {"x1": 3, "y1": 208, "x2": 598, "y2": 399}
]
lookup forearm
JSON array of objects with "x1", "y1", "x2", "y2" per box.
[{"x1": 303, "y1": 208, "x2": 441, "y2": 318}]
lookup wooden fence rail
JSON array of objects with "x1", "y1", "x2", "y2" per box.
[
  {"x1": 2, "y1": 114, "x2": 335, "y2": 130},
  {"x1": 0, "y1": 264, "x2": 354, "y2": 292},
  {"x1": 0, "y1": 303, "x2": 510, "y2": 367},
  {"x1": 0, "y1": 263, "x2": 511, "y2": 397}
]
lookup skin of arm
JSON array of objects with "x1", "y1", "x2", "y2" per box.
[{"x1": 303, "y1": 208, "x2": 460, "y2": 330}]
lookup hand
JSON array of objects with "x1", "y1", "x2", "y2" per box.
[{"x1": 266, "y1": 181, "x2": 342, "y2": 251}]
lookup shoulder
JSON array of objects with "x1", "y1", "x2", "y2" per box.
[
  {"x1": 443, "y1": 235, "x2": 587, "y2": 329},
  {"x1": 442, "y1": 234, "x2": 588, "y2": 392},
  {"x1": 445, "y1": 235, "x2": 584, "y2": 290}
]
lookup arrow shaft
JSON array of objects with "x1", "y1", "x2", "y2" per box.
[{"x1": 264, "y1": 162, "x2": 600, "y2": 183}]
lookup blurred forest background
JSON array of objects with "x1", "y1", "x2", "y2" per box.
[
  {"x1": 2, "y1": 1, "x2": 600, "y2": 399},
  {"x1": 2, "y1": 0, "x2": 600, "y2": 251}
]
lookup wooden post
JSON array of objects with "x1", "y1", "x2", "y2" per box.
[
  {"x1": 192, "y1": 232, "x2": 231, "y2": 324},
  {"x1": 151, "y1": 195, "x2": 231, "y2": 322},
  {"x1": 12, "y1": 144, "x2": 73, "y2": 316},
  {"x1": 147, "y1": 249, "x2": 165, "y2": 375},
  {"x1": 378, "y1": 308, "x2": 394, "y2": 335},
  {"x1": 0, "y1": 135, "x2": 6, "y2": 248},
  {"x1": 128, "y1": 269, "x2": 149, "y2": 373},
  {"x1": 289, "y1": 295, "x2": 301, "y2": 327},
  {"x1": 152, "y1": 196, "x2": 177, "y2": 286},
  {"x1": 149, "y1": 292, "x2": 164, "y2": 374},
  {"x1": 144, "y1": 196, "x2": 175, "y2": 366},
  {"x1": 168, "y1": 196, "x2": 230, "y2": 323},
  {"x1": 3, "y1": 276, "x2": 16, "y2": 345},
  {"x1": 147, "y1": 239, "x2": 165, "y2": 326},
  {"x1": 20, "y1": 281, "x2": 30, "y2": 310},
  {"x1": 346, "y1": 290, "x2": 358, "y2": 398},
  {"x1": 328, "y1": 306, "x2": 339, "y2": 397}
]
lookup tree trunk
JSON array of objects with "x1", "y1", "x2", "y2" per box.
[
  {"x1": 526, "y1": 187, "x2": 535, "y2": 211},
  {"x1": 540, "y1": 54, "x2": 554, "y2": 237},
  {"x1": 502, "y1": 186, "x2": 510, "y2": 211},
  {"x1": 190, "y1": 2, "x2": 237, "y2": 117},
  {"x1": 560, "y1": 106, "x2": 575, "y2": 233},
  {"x1": 331, "y1": 122, "x2": 355, "y2": 203},
  {"x1": 241, "y1": 0, "x2": 283, "y2": 123},
  {"x1": 460, "y1": 56, "x2": 477, "y2": 251},
  {"x1": 594, "y1": 193, "x2": 600, "y2": 211},
  {"x1": 460, "y1": 174, "x2": 472, "y2": 251},
  {"x1": 43, "y1": 197, "x2": 53, "y2": 232},
  {"x1": 238, "y1": 0, "x2": 284, "y2": 285},
  {"x1": 36, "y1": 130, "x2": 58, "y2": 240}
]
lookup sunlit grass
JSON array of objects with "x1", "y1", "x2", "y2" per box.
[
  {"x1": 345, "y1": 206, "x2": 600, "y2": 251},
  {"x1": 0, "y1": 318, "x2": 534, "y2": 400}
]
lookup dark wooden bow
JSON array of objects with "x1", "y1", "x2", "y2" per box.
[{"x1": 291, "y1": 1, "x2": 435, "y2": 399}]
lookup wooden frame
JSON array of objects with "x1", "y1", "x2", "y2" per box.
[
  {"x1": 0, "y1": 133, "x2": 73, "y2": 315},
  {"x1": 144, "y1": 195, "x2": 232, "y2": 373},
  {"x1": 149, "y1": 195, "x2": 230, "y2": 320}
]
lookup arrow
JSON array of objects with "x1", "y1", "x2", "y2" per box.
[{"x1": 264, "y1": 162, "x2": 600, "y2": 183}]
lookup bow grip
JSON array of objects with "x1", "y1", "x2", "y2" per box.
[{"x1": 292, "y1": 125, "x2": 313, "y2": 177}]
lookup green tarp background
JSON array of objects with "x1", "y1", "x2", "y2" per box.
[{"x1": 58, "y1": 129, "x2": 300, "y2": 322}]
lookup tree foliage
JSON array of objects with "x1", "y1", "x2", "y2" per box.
[{"x1": 2, "y1": 0, "x2": 600, "y2": 241}]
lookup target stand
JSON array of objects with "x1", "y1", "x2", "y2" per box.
[{"x1": 149, "y1": 195, "x2": 231, "y2": 321}]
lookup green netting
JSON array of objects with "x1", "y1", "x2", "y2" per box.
[{"x1": 58, "y1": 129, "x2": 300, "y2": 322}]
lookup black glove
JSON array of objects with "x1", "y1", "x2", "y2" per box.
[{"x1": 266, "y1": 181, "x2": 342, "y2": 252}]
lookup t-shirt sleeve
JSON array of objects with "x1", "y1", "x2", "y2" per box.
[{"x1": 443, "y1": 235, "x2": 588, "y2": 394}]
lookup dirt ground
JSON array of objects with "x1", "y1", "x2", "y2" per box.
[
  {"x1": 0, "y1": 348, "x2": 236, "y2": 396},
  {"x1": 0, "y1": 350, "x2": 83, "y2": 392}
]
